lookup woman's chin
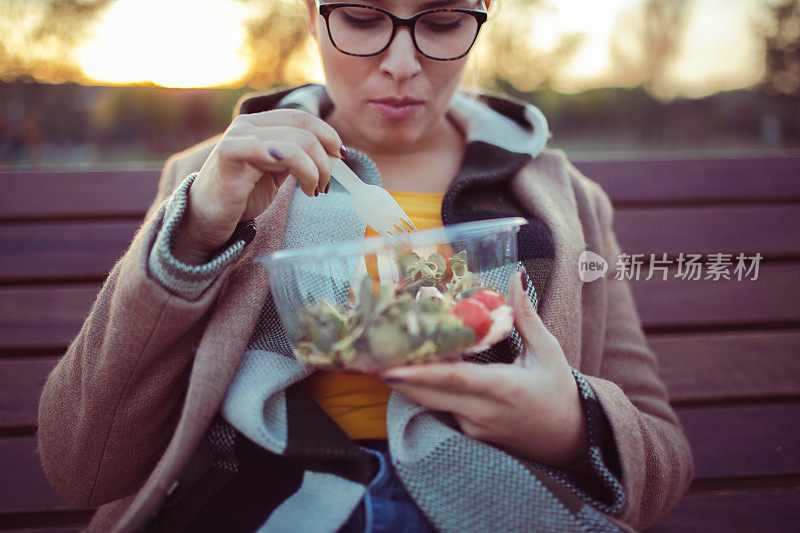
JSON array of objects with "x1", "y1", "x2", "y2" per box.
[{"x1": 362, "y1": 123, "x2": 427, "y2": 152}]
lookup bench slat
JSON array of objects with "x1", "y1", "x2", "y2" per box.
[
  {"x1": 5, "y1": 403, "x2": 797, "y2": 514},
  {"x1": 0, "y1": 357, "x2": 59, "y2": 429},
  {"x1": 679, "y1": 403, "x2": 800, "y2": 480},
  {"x1": 650, "y1": 331, "x2": 800, "y2": 405},
  {"x1": 575, "y1": 156, "x2": 800, "y2": 205},
  {"x1": 614, "y1": 205, "x2": 800, "y2": 258},
  {"x1": 0, "y1": 527, "x2": 86, "y2": 532},
  {"x1": 0, "y1": 437, "x2": 78, "y2": 513},
  {"x1": 0, "y1": 286, "x2": 99, "y2": 351},
  {"x1": 0, "y1": 221, "x2": 139, "y2": 282},
  {"x1": 629, "y1": 263, "x2": 800, "y2": 330},
  {"x1": 2, "y1": 205, "x2": 798, "y2": 282},
  {"x1": 646, "y1": 489, "x2": 800, "y2": 532},
  {"x1": 0, "y1": 170, "x2": 160, "y2": 221}
]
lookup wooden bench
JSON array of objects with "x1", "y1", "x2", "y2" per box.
[{"x1": 1, "y1": 156, "x2": 798, "y2": 531}]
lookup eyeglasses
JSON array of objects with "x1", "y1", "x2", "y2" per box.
[{"x1": 317, "y1": 2, "x2": 488, "y2": 61}]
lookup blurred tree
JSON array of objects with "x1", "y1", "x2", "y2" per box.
[
  {"x1": 465, "y1": 0, "x2": 584, "y2": 92},
  {"x1": 609, "y1": 0, "x2": 692, "y2": 100},
  {"x1": 234, "y1": 0, "x2": 319, "y2": 89},
  {"x1": 761, "y1": 0, "x2": 800, "y2": 96},
  {"x1": 0, "y1": 0, "x2": 115, "y2": 83}
]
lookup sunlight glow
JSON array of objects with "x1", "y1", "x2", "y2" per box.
[
  {"x1": 552, "y1": 0, "x2": 638, "y2": 84},
  {"x1": 75, "y1": 0, "x2": 252, "y2": 87},
  {"x1": 539, "y1": 0, "x2": 763, "y2": 97},
  {"x1": 67, "y1": 0, "x2": 765, "y2": 96},
  {"x1": 669, "y1": 0, "x2": 765, "y2": 97}
]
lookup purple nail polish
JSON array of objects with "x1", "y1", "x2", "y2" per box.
[
  {"x1": 268, "y1": 148, "x2": 284, "y2": 161},
  {"x1": 383, "y1": 375, "x2": 404, "y2": 384},
  {"x1": 325, "y1": 181, "x2": 331, "y2": 194},
  {"x1": 315, "y1": 189, "x2": 319, "y2": 197},
  {"x1": 340, "y1": 145, "x2": 348, "y2": 158},
  {"x1": 520, "y1": 266, "x2": 529, "y2": 292}
]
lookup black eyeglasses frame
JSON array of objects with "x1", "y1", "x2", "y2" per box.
[{"x1": 317, "y1": 2, "x2": 488, "y2": 61}]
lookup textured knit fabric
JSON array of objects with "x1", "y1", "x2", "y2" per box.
[
  {"x1": 36, "y1": 83, "x2": 693, "y2": 533},
  {"x1": 147, "y1": 172, "x2": 256, "y2": 301}
]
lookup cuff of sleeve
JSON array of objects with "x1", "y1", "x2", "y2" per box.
[
  {"x1": 533, "y1": 369, "x2": 627, "y2": 517},
  {"x1": 147, "y1": 172, "x2": 257, "y2": 302}
]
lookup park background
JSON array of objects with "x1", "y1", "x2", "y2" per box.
[
  {"x1": 0, "y1": 0, "x2": 799, "y2": 166},
  {"x1": 1, "y1": 1, "x2": 800, "y2": 532}
]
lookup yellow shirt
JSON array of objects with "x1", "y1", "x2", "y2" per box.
[{"x1": 298, "y1": 190, "x2": 445, "y2": 440}]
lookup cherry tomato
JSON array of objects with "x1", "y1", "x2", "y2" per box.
[
  {"x1": 453, "y1": 299, "x2": 492, "y2": 341},
  {"x1": 470, "y1": 289, "x2": 505, "y2": 311}
]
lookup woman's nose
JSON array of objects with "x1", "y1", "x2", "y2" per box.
[{"x1": 379, "y1": 28, "x2": 422, "y2": 81}]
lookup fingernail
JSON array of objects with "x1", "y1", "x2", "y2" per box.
[
  {"x1": 268, "y1": 148, "x2": 284, "y2": 161},
  {"x1": 315, "y1": 189, "x2": 319, "y2": 197},
  {"x1": 339, "y1": 145, "x2": 348, "y2": 158},
  {"x1": 383, "y1": 375, "x2": 404, "y2": 384},
  {"x1": 325, "y1": 181, "x2": 331, "y2": 194},
  {"x1": 520, "y1": 266, "x2": 529, "y2": 292}
]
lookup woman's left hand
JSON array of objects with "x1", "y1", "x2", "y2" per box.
[{"x1": 380, "y1": 271, "x2": 589, "y2": 469}]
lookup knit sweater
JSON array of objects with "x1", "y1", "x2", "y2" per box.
[{"x1": 37, "y1": 84, "x2": 693, "y2": 532}]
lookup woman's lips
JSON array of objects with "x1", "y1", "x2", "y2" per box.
[{"x1": 369, "y1": 101, "x2": 424, "y2": 119}]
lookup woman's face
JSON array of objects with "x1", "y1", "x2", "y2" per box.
[{"x1": 307, "y1": 0, "x2": 485, "y2": 151}]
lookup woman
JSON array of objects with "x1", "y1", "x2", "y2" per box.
[{"x1": 37, "y1": 1, "x2": 693, "y2": 531}]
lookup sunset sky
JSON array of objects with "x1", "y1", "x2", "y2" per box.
[
  {"x1": 534, "y1": 0, "x2": 765, "y2": 97},
  {"x1": 5, "y1": 0, "x2": 768, "y2": 97}
]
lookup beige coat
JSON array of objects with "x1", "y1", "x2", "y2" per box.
[{"x1": 37, "y1": 136, "x2": 693, "y2": 532}]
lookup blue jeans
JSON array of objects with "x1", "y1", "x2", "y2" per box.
[{"x1": 338, "y1": 440, "x2": 438, "y2": 533}]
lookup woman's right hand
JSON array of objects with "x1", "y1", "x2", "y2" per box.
[{"x1": 172, "y1": 109, "x2": 346, "y2": 264}]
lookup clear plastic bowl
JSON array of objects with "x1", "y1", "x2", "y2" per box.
[{"x1": 256, "y1": 217, "x2": 527, "y2": 373}]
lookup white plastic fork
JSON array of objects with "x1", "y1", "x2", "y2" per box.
[
  {"x1": 330, "y1": 158, "x2": 416, "y2": 287},
  {"x1": 330, "y1": 158, "x2": 417, "y2": 238}
]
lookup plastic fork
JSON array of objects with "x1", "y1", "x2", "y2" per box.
[
  {"x1": 330, "y1": 158, "x2": 417, "y2": 238},
  {"x1": 330, "y1": 158, "x2": 414, "y2": 287}
]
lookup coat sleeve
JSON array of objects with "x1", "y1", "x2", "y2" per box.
[
  {"x1": 36, "y1": 156, "x2": 248, "y2": 509},
  {"x1": 583, "y1": 183, "x2": 694, "y2": 530}
]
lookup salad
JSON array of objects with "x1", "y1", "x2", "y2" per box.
[{"x1": 294, "y1": 250, "x2": 514, "y2": 372}]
